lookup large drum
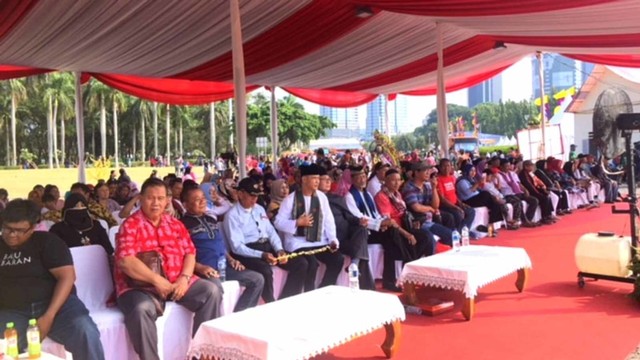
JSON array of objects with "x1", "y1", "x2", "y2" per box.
[{"x1": 575, "y1": 232, "x2": 632, "y2": 277}]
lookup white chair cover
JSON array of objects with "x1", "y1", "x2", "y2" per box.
[{"x1": 108, "y1": 226, "x2": 119, "y2": 249}]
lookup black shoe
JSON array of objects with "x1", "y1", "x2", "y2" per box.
[{"x1": 476, "y1": 225, "x2": 489, "y2": 233}]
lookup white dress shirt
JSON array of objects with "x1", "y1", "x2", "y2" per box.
[
  {"x1": 274, "y1": 190, "x2": 338, "y2": 252},
  {"x1": 366, "y1": 176, "x2": 382, "y2": 199},
  {"x1": 344, "y1": 189, "x2": 383, "y2": 231},
  {"x1": 223, "y1": 202, "x2": 284, "y2": 258}
]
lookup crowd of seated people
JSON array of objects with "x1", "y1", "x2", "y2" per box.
[{"x1": 0, "y1": 147, "x2": 624, "y2": 359}]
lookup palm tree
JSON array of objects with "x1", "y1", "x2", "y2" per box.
[
  {"x1": 111, "y1": 90, "x2": 129, "y2": 168},
  {"x1": 86, "y1": 80, "x2": 111, "y2": 159},
  {"x1": 131, "y1": 98, "x2": 153, "y2": 162},
  {"x1": 153, "y1": 101, "x2": 158, "y2": 158},
  {"x1": 45, "y1": 73, "x2": 74, "y2": 167},
  {"x1": 165, "y1": 104, "x2": 171, "y2": 162},
  {"x1": 6, "y1": 79, "x2": 26, "y2": 167}
]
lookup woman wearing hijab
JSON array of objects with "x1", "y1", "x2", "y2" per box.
[
  {"x1": 456, "y1": 163, "x2": 507, "y2": 234},
  {"x1": 49, "y1": 193, "x2": 114, "y2": 255},
  {"x1": 266, "y1": 179, "x2": 289, "y2": 221}
]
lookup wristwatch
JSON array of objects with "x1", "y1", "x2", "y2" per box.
[{"x1": 180, "y1": 273, "x2": 192, "y2": 281}]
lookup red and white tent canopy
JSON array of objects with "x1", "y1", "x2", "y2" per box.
[{"x1": 1, "y1": 0, "x2": 640, "y2": 106}]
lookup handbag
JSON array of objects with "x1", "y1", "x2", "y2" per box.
[
  {"x1": 404, "y1": 211, "x2": 424, "y2": 230},
  {"x1": 126, "y1": 250, "x2": 167, "y2": 315},
  {"x1": 126, "y1": 251, "x2": 166, "y2": 288}
]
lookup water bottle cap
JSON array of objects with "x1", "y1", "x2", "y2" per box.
[
  {"x1": 29, "y1": 319, "x2": 37, "y2": 326},
  {"x1": 6, "y1": 322, "x2": 14, "y2": 328}
]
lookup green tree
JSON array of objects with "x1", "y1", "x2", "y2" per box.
[
  {"x1": 423, "y1": 104, "x2": 473, "y2": 127},
  {"x1": 111, "y1": 90, "x2": 129, "y2": 167},
  {"x1": 44, "y1": 72, "x2": 74, "y2": 167},
  {"x1": 246, "y1": 94, "x2": 334, "y2": 152},
  {"x1": 86, "y1": 80, "x2": 111, "y2": 159},
  {"x1": 3, "y1": 79, "x2": 27, "y2": 166}
]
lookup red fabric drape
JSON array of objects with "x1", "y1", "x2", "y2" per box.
[
  {"x1": 0, "y1": 65, "x2": 49, "y2": 80},
  {"x1": 177, "y1": 0, "x2": 377, "y2": 82},
  {"x1": 564, "y1": 54, "x2": 640, "y2": 68},
  {"x1": 91, "y1": 73, "x2": 259, "y2": 105},
  {"x1": 332, "y1": 36, "x2": 497, "y2": 92},
  {"x1": 401, "y1": 64, "x2": 511, "y2": 96},
  {"x1": 352, "y1": 0, "x2": 615, "y2": 16},
  {"x1": 283, "y1": 87, "x2": 378, "y2": 107}
]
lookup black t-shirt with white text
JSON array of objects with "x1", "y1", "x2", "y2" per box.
[{"x1": 0, "y1": 231, "x2": 73, "y2": 310}]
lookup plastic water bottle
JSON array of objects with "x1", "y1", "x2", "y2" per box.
[
  {"x1": 404, "y1": 305, "x2": 423, "y2": 315},
  {"x1": 461, "y1": 226, "x2": 470, "y2": 247},
  {"x1": 217, "y1": 257, "x2": 227, "y2": 282},
  {"x1": 4, "y1": 322, "x2": 18, "y2": 358},
  {"x1": 27, "y1": 318, "x2": 41, "y2": 359},
  {"x1": 348, "y1": 263, "x2": 359, "y2": 290},
  {"x1": 452, "y1": 230, "x2": 461, "y2": 252}
]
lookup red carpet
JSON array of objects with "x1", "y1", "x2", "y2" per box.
[{"x1": 318, "y1": 204, "x2": 640, "y2": 360}]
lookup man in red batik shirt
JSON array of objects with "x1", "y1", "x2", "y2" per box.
[{"x1": 115, "y1": 178, "x2": 222, "y2": 360}]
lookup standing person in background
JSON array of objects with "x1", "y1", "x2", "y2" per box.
[{"x1": 0, "y1": 188, "x2": 8, "y2": 211}]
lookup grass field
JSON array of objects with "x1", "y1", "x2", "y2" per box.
[{"x1": 0, "y1": 166, "x2": 207, "y2": 198}]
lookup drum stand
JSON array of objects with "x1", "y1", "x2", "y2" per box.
[{"x1": 577, "y1": 130, "x2": 638, "y2": 287}]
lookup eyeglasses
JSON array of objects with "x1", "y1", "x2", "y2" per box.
[{"x1": 2, "y1": 225, "x2": 33, "y2": 236}]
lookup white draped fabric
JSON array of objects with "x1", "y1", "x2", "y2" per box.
[
  {"x1": 188, "y1": 286, "x2": 405, "y2": 360},
  {"x1": 399, "y1": 245, "x2": 532, "y2": 298},
  {"x1": 2, "y1": 0, "x2": 640, "y2": 95}
]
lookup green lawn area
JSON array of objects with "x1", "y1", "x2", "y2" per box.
[{"x1": 0, "y1": 166, "x2": 206, "y2": 199}]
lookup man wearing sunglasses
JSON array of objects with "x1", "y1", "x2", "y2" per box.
[{"x1": 0, "y1": 199, "x2": 104, "y2": 359}]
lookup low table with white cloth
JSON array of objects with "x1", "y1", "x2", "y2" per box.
[
  {"x1": 188, "y1": 285, "x2": 406, "y2": 360},
  {"x1": 399, "y1": 245, "x2": 532, "y2": 320}
]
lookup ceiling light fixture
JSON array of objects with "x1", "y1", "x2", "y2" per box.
[
  {"x1": 355, "y1": 6, "x2": 374, "y2": 18},
  {"x1": 494, "y1": 41, "x2": 507, "y2": 50}
]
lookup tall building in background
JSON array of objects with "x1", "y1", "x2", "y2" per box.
[
  {"x1": 319, "y1": 106, "x2": 360, "y2": 138},
  {"x1": 531, "y1": 54, "x2": 595, "y2": 98},
  {"x1": 365, "y1": 95, "x2": 385, "y2": 139},
  {"x1": 468, "y1": 74, "x2": 503, "y2": 107},
  {"x1": 389, "y1": 96, "x2": 410, "y2": 135}
]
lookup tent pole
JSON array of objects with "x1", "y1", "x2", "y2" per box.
[
  {"x1": 436, "y1": 22, "x2": 449, "y2": 158},
  {"x1": 210, "y1": 102, "x2": 216, "y2": 162},
  {"x1": 74, "y1": 72, "x2": 86, "y2": 183},
  {"x1": 536, "y1": 51, "x2": 547, "y2": 159},
  {"x1": 230, "y1": 0, "x2": 247, "y2": 179},
  {"x1": 270, "y1": 87, "x2": 278, "y2": 174}
]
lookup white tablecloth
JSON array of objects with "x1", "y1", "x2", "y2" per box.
[
  {"x1": 399, "y1": 245, "x2": 532, "y2": 298},
  {"x1": 188, "y1": 286, "x2": 405, "y2": 360}
]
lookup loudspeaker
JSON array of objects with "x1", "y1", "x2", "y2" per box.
[{"x1": 616, "y1": 113, "x2": 640, "y2": 130}]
